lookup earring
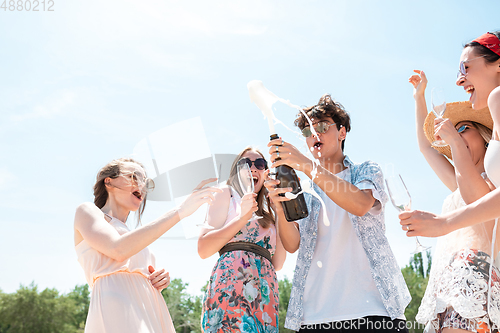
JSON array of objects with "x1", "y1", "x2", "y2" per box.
[{"x1": 486, "y1": 142, "x2": 489, "y2": 148}]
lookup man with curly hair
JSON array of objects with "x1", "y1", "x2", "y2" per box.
[{"x1": 265, "y1": 94, "x2": 410, "y2": 332}]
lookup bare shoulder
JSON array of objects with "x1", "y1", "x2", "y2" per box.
[
  {"x1": 488, "y1": 87, "x2": 500, "y2": 139},
  {"x1": 488, "y1": 86, "x2": 500, "y2": 113},
  {"x1": 214, "y1": 185, "x2": 231, "y2": 200},
  {"x1": 202, "y1": 185, "x2": 232, "y2": 231},
  {"x1": 74, "y1": 202, "x2": 101, "y2": 225},
  {"x1": 490, "y1": 86, "x2": 500, "y2": 98},
  {"x1": 210, "y1": 185, "x2": 232, "y2": 211},
  {"x1": 75, "y1": 202, "x2": 99, "y2": 215}
]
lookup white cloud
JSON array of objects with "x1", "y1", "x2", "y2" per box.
[{"x1": 10, "y1": 90, "x2": 76, "y2": 122}]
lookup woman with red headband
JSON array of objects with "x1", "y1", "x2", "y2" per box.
[
  {"x1": 408, "y1": 71, "x2": 496, "y2": 333},
  {"x1": 400, "y1": 31, "x2": 500, "y2": 331}
]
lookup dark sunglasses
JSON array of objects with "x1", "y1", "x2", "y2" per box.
[
  {"x1": 301, "y1": 121, "x2": 337, "y2": 138},
  {"x1": 238, "y1": 158, "x2": 268, "y2": 170}
]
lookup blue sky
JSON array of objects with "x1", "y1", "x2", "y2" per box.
[{"x1": 1, "y1": 0, "x2": 499, "y2": 296}]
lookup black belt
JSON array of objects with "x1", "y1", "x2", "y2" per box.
[{"x1": 219, "y1": 241, "x2": 272, "y2": 263}]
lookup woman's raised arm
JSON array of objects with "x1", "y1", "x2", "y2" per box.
[
  {"x1": 75, "y1": 178, "x2": 222, "y2": 262},
  {"x1": 409, "y1": 70, "x2": 457, "y2": 191}
]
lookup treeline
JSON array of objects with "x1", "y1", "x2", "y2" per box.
[
  {"x1": 0, "y1": 253, "x2": 430, "y2": 333},
  {"x1": 0, "y1": 284, "x2": 89, "y2": 333}
]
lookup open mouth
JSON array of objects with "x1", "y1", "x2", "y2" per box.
[
  {"x1": 252, "y1": 176, "x2": 258, "y2": 186},
  {"x1": 465, "y1": 85, "x2": 475, "y2": 101},
  {"x1": 313, "y1": 141, "x2": 323, "y2": 150},
  {"x1": 132, "y1": 191, "x2": 142, "y2": 201}
]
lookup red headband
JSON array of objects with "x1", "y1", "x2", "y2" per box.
[{"x1": 472, "y1": 32, "x2": 500, "y2": 57}]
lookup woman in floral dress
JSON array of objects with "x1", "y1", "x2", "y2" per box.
[{"x1": 198, "y1": 147, "x2": 287, "y2": 333}]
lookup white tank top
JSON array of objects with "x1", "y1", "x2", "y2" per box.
[
  {"x1": 485, "y1": 140, "x2": 500, "y2": 188},
  {"x1": 485, "y1": 140, "x2": 500, "y2": 270}
]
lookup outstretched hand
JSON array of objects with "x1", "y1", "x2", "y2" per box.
[
  {"x1": 408, "y1": 69, "x2": 427, "y2": 98},
  {"x1": 148, "y1": 265, "x2": 170, "y2": 292},
  {"x1": 177, "y1": 178, "x2": 223, "y2": 220},
  {"x1": 399, "y1": 209, "x2": 450, "y2": 237}
]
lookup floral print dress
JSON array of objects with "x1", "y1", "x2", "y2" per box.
[{"x1": 202, "y1": 187, "x2": 279, "y2": 333}]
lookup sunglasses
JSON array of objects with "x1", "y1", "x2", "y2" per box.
[
  {"x1": 301, "y1": 121, "x2": 337, "y2": 138},
  {"x1": 238, "y1": 158, "x2": 268, "y2": 170},
  {"x1": 457, "y1": 55, "x2": 487, "y2": 78},
  {"x1": 120, "y1": 171, "x2": 155, "y2": 193},
  {"x1": 456, "y1": 124, "x2": 473, "y2": 134}
]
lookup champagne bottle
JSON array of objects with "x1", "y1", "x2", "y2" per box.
[{"x1": 270, "y1": 134, "x2": 309, "y2": 221}]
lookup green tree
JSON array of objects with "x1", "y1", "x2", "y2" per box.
[
  {"x1": 66, "y1": 284, "x2": 90, "y2": 331},
  {"x1": 0, "y1": 289, "x2": 7, "y2": 333},
  {"x1": 162, "y1": 278, "x2": 203, "y2": 333},
  {"x1": 401, "y1": 251, "x2": 432, "y2": 333},
  {"x1": 0, "y1": 282, "x2": 78, "y2": 333},
  {"x1": 278, "y1": 277, "x2": 294, "y2": 333}
]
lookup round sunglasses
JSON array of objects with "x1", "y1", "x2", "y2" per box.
[
  {"x1": 301, "y1": 121, "x2": 337, "y2": 138},
  {"x1": 120, "y1": 171, "x2": 155, "y2": 193},
  {"x1": 457, "y1": 55, "x2": 487, "y2": 78},
  {"x1": 238, "y1": 158, "x2": 268, "y2": 170}
]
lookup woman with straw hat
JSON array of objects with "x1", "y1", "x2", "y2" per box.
[
  {"x1": 400, "y1": 31, "x2": 500, "y2": 235},
  {"x1": 409, "y1": 70, "x2": 497, "y2": 333}
]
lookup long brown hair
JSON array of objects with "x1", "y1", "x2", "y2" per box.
[
  {"x1": 93, "y1": 157, "x2": 147, "y2": 226},
  {"x1": 226, "y1": 147, "x2": 275, "y2": 228}
]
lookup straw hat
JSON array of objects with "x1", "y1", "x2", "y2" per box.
[{"x1": 423, "y1": 101, "x2": 493, "y2": 160}]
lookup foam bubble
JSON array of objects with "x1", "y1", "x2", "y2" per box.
[
  {"x1": 247, "y1": 80, "x2": 329, "y2": 226},
  {"x1": 247, "y1": 80, "x2": 279, "y2": 135}
]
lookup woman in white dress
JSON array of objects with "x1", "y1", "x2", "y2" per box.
[
  {"x1": 401, "y1": 31, "x2": 500, "y2": 332},
  {"x1": 408, "y1": 70, "x2": 496, "y2": 332},
  {"x1": 75, "y1": 157, "x2": 221, "y2": 332}
]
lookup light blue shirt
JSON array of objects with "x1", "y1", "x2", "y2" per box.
[{"x1": 284, "y1": 156, "x2": 411, "y2": 331}]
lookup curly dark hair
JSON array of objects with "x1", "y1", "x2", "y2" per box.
[
  {"x1": 294, "y1": 94, "x2": 351, "y2": 151},
  {"x1": 464, "y1": 31, "x2": 500, "y2": 64}
]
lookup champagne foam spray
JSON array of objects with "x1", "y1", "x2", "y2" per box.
[
  {"x1": 247, "y1": 80, "x2": 317, "y2": 138},
  {"x1": 247, "y1": 80, "x2": 329, "y2": 226}
]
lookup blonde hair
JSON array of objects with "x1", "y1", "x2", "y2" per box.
[
  {"x1": 226, "y1": 147, "x2": 275, "y2": 228},
  {"x1": 93, "y1": 157, "x2": 147, "y2": 226},
  {"x1": 474, "y1": 122, "x2": 493, "y2": 143}
]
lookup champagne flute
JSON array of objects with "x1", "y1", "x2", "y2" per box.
[
  {"x1": 237, "y1": 161, "x2": 262, "y2": 221},
  {"x1": 431, "y1": 87, "x2": 448, "y2": 147},
  {"x1": 385, "y1": 174, "x2": 430, "y2": 254},
  {"x1": 196, "y1": 164, "x2": 222, "y2": 229}
]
